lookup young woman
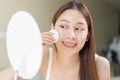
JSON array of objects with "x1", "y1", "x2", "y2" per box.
[{"x1": 0, "y1": 1, "x2": 110, "y2": 80}]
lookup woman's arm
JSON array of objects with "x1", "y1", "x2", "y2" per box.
[
  {"x1": 39, "y1": 31, "x2": 55, "y2": 78},
  {"x1": 0, "y1": 67, "x2": 14, "y2": 80},
  {"x1": 96, "y1": 55, "x2": 110, "y2": 80}
]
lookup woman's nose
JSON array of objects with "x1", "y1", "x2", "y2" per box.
[{"x1": 67, "y1": 29, "x2": 76, "y2": 40}]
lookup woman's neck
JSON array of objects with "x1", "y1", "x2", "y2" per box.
[{"x1": 53, "y1": 48, "x2": 80, "y2": 72}]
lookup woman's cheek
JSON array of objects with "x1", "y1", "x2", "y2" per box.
[
  {"x1": 58, "y1": 29, "x2": 66, "y2": 40},
  {"x1": 77, "y1": 33, "x2": 87, "y2": 42}
]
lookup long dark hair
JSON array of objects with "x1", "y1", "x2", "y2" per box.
[{"x1": 51, "y1": 1, "x2": 98, "y2": 80}]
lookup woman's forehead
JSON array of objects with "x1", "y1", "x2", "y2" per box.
[{"x1": 56, "y1": 9, "x2": 87, "y2": 25}]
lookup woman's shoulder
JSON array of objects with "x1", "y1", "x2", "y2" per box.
[
  {"x1": 95, "y1": 54, "x2": 110, "y2": 80},
  {"x1": 95, "y1": 54, "x2": 110, "y2": 68}
]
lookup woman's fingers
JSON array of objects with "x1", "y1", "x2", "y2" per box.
[{"x1": 41, "y1": 32, "x2": 55, "y2": 46}]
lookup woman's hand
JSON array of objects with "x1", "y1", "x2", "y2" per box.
[{"x1": 41, "y1": 31, "x2": 55, "y2": 47}]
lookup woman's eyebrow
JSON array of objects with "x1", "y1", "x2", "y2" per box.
[
  {"x1": 77, "y1": 22, "x2": 85, "y2": 25},
  {"x1": 59, "y1": 19, "x2": 86, "y2": 25},
  {"x1": 60, "y1": 19, "x2": 70, "y2": 23}
]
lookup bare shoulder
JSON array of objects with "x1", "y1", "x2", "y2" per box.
[{"x1": 95, "y1": 54, "x2": 110, "y2": 80}]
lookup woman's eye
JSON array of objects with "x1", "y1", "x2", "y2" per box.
[
  {"x1": 75, "y1": 28, "x2": 81, "y2": 31},
  {"x1": 60, "y1": 25, "x2": 67, "y2": 29},
  {"x1": 75, "y1": 27, "x2": 85, "y2": 31}
]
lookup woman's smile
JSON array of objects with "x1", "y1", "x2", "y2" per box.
[{"x1": 62, "y1": 41, "x2": 77, "y2": 48}]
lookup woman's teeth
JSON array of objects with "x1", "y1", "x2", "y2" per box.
[{"x1": 63, "y1": 42, "x2": 77, "y2": 48}]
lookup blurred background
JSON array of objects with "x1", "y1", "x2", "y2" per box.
[{"x1": 0, "y1": 0, "x2": 120, "y2": 80}]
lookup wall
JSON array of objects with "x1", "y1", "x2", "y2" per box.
[
  {"x1": 78, "y1": 0, "x2": 119, "y2": 49},
  {"x1": 119, "y1": 12, "x2": 120, "y2": 34}
]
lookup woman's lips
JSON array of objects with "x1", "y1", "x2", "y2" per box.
[{"x1": 63, "y1": 42, "x2": 77, "y2": 48}]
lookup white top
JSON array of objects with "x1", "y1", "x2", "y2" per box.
[{"x1": 46, "y1": 48, "x2": 53, "y2": 80}]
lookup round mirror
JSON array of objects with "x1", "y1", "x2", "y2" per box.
[{"x1": 6, "y1": 11, "x2": 43, "y2": 79}]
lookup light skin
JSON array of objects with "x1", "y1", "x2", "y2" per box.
[{"x1": 0, "y1": 9, "x2": 110, "y2": 80}]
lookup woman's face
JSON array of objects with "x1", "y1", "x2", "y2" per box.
[{"x1": 54, "y1": 9, "x2": 88, "y2": 56}]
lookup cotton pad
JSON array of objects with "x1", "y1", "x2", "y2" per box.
[{"x1": 49, "y1": 29, "x2": 59, "y2": 43}]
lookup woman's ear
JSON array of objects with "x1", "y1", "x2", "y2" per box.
[
  {"x1": 50, "y1": 23, "x2": 55, "y2": 29},
  {"x1": 86, "y1": 32, "x2": 90, "y2": 42}
]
